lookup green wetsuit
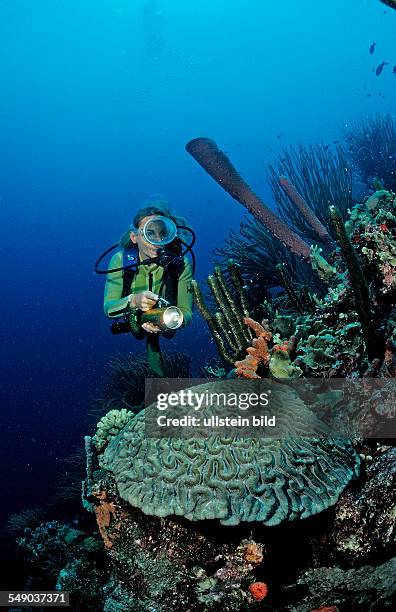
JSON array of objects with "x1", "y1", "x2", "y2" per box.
[{"x1": 103, "y1": 251, "x2": 193, "y2": 375}]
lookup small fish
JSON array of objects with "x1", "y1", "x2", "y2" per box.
[
  {"x1": 369, "y1": 42, "x2": 376, "y2": 54},
  {"x1": 276, "y1": 133, "x2": 283, "y2": 139},
  {"x1": 375, "y1": 61, "x2": 389, "y2": 76},
  {"x1": 367, "y1": 93, "x2": 372, "y2": 97},
  {"x1": 324, "y1": 144, "x2": 330, "y2": 151},
  {"x1": 393, "y1": 65, "x2": 396, "y2": 74},
  {"x1": 333, "y1": 140, "x2": 339, "y2": 144}
]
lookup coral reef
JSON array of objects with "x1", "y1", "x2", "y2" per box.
[
  {"x1": 73, "y1": 133, "x2": 395, "y2": 610},
  {"x1": 49, "y1": 442, "x2": 390, "y2": 610},
  {"x1": 349, "y1": 189, "x2": 396, "y2": 295},
  {"x1": 208, "y1": 190, "x2": 396, "y2": 385},
  {"x1": 216, "y1": 140, "x2": 357, "y2": 299},
  {"x1": 325, "y1": 446, "x2": 395, "y2": 565},
  {"x1": 78, "y1": 473, "x2": 272, "y2": 611},
  {"x1": 282, "y1": 556, "x2": 396, "y2": 612},
  {"x1": 16, "y1": 520, "x2": 109, "y2": 610},
  {"x1": 97, "y1": 379, "x2": 360, "y2": 526},
  {"x1": 216, "y1": 116, "x2": 391, "y2": 301}
]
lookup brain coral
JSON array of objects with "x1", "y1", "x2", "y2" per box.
[
  {"x1": 99, "y1": 381, "x2": 360, "y2": 526},
  {"x1": 93, "y1": 408, "x2": 133, "y2": 452}
]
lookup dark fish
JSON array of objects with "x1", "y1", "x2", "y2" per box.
[
  {"x1": 369, "y1": 42, "x2": 376, "y2": 54},
  {"x1": 324, "y1": 144, "x2": 330, "y2": 151},
  {"x1": 333, "y1": 140, "x2": 339, "y2": 144},
  {"x1": 276, "y1": 133, "x2": 283, "y2": 139},
  {"x1": 367, "y1": 93, "x2": 372, "y2": 97},
  {"x1": 375, "y1": 61, "x2": 389, "y2": 75},
  {"x1": 393, "y1": 65, "x2": 396, "y2": 74}
]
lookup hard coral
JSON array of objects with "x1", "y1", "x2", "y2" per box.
[
  {"x1": 93, "y1": 408, "x2": 132, "y2": 452},
  {"x1": 99, "y1": 380, "x2": 360, "y2": 526}
]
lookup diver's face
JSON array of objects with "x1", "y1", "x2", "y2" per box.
[{"x1": 130, "y1": 215, "x2": 160, "y2": 261}]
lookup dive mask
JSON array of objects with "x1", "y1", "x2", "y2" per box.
[{"x1": 138, "y1": 215, "x2": 178, "y2": 246}]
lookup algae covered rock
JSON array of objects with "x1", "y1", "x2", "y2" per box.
[
  {"x1": 330, "y1": 446, "x2": 396, "y2": 564},
  {"x1": 99, "y1": 380, "x2": 360, "y2": 526},
  {"x1": 281, "y1": 557, "x2": 396, "y2": 612}
]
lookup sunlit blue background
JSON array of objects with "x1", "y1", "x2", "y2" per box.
[{"x1": 0, "y1": 0, "x2": 395, "y2": 526}]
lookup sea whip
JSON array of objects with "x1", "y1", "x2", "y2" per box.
[{"x1": 186, "y1": 137, "x2": 311, "y2": 260}]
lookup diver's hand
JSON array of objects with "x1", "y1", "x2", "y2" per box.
[
  {"x1": 129, "y1": 291, "x2": 158, "y2": 312},
  {"x1": 142, "y1": 322, "x2": 161, "y2": 334}
]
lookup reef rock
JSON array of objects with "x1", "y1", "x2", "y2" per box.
[
  {"x1": 330, "y1": 446, "x2": 396, "y2": 564},
  {"x1": 281, "y1": 557, "x2": 396, "y2": 612}
]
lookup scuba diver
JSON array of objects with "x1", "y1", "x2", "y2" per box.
[{"x1": 95, "y1": 195, "x2": 195, "y2": 376}]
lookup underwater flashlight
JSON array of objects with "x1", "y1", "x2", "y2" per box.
[{"x1": 141, "y1": 306, "x2": 184, "y2": 330}]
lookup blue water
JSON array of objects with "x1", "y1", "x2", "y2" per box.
[{"x1": 0, "y1": 0, "x2": 395, "y2": 530}]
